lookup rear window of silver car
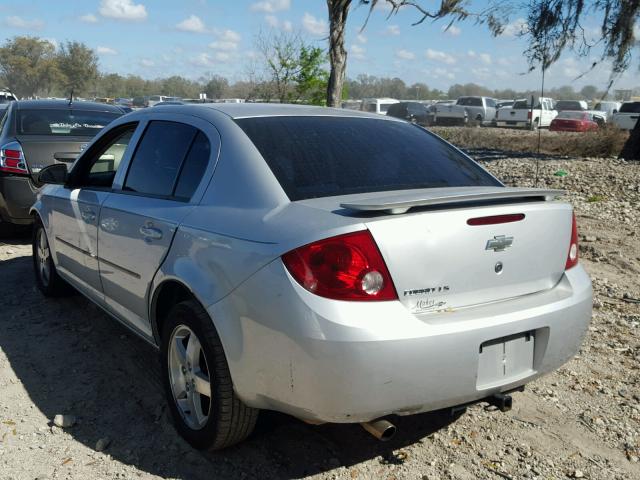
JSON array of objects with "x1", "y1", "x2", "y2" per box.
[
  {"x1": 619, "y1": 102, "x2": 640, "y2": 113},
  {"x1": 236, "y1": 116, "x2": 500, "y2": 201},
  {"x1": 17, "y1": 109, "x2": 121, "y2": 136}
]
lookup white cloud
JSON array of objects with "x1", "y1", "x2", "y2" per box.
[
  {"x1": 209, "y1": 41, "x2": 238, "y2": 51},
  {"x1": 140, "y1": 58, "x2": 154, "y2": 67},
  {"x1": 190, "y1": 53, "x2": 214, "y2": 67},
  {"x1": 99, "y1": 0, "x2": 147, "y2": 21},
  {"x1": 356, "y1": 33, "x2": 367, "y2": 44},
  {"x1": 265, "y1": 15, "x2": 293, "y2": 31},
  {"x1": 97, "y1": 46, "x2": 118, "y2": 55},
  {"x1": 501, "y1": 18, "x2": 528, "y2": 37},
  {"x1": 265, "y1": 14, "x2": 278, "y2": 27},
  {"x1": 467, "y1": 50, "x2": 476, "y2": 58},
  {"x1": 176, "y1": 14, "x2": 206, "y2": 33},
  {"x1": 251, "y1": 0, "x2": 290, "y2": 13},
  {"x1": 218, "y1": 29, "x2": 241, "y2": 43},
  {"x1": 471, "y1": 67, "x2": 491, "y2": 79},
  {"x1": 479, "y1": 53, "x2": 492, "y2": 65},
  {"x1": 5, "y1": 16, "x2": 44, "y2": 30},
  {"x1": 430, "y1": 67, "x2": 455, "y2": 80},
  {"x1": 302, "y1": 12, "x2": 327, "y2": 36},
  {"x1": 214, "y1": 52, "x2": 230, "y2": 62},
  {"x1": 79, "y1": 13, "x2": 98, "y2": 23},
  {"x1": 634, "y1": 23, "x2": 640, "y2": 40},
  {"x1": 350, "y1": 44, "x2": 365, "y2": 60},
  {"x1": 396, "y1": 49, "x2": 415, "y2": 60},
  {"x1": 425, "y1": 48, "x2": 456, "y2": 65},
  {"x1": 209, "y1": 29, "x2": 241, "y2": 51},
  {"x1": 385, "y1": 24, "x2": 400, "y2": 36},
  {"x1": 497, "y1": 57, "x2": 511, "y2": 67},
  {"x1": 442, "y1": 25, "x2": 461, "y2": 36}
]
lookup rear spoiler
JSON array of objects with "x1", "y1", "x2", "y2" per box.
[{"x1": 340, "y1": 187, "x2": 565, "y2": 215}]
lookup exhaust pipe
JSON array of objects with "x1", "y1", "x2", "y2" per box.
[{"x1": 361, "y1": 419, "x2": 396, "y2": 441}]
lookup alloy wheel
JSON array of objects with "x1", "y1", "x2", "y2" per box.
[{"x1": 168, "y1": 325, "x2": 212, "y2": 430}]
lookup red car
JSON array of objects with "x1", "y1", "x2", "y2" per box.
[{"x1": 550, "y1": 111, "x2": 599, "y2": 132}]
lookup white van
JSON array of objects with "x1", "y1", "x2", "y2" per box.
[{"x1": 361, "y1": 97, "x2": 399, "y2": 115}]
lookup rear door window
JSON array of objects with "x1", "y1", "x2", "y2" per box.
[
  {"x1": 124, "y1": 121, "x2": 197, "y2": 197},
  {"x1": 123, "y1": 121, "x2": 211, "y2": 200},
  {"x1": 236, "y1": 116, "x2": 500, "y2": 201}
]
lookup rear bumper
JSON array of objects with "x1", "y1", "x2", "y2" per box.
[
  {"x1": 0, "y1": 175, "x2": 36, "y2": 224},
  {"x1": 211, "y1": 262, "x2": 592, "y2": 423}
]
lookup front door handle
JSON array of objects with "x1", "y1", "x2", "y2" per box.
[{"x1": 139, "y1": 226, "x2": 163, "y2": 240}]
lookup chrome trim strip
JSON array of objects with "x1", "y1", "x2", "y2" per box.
[
  {"x1": 54, "y1": 236, "x2": 141, "y2": 279},
  {"x1": 98, "y1": 256, "x2": 141, "y2": 279},
  {"x1": 55, "y1": 236, "x2": 95, "y2": 258}
]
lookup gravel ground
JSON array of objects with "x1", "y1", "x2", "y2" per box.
[{"x1": 0, "y1": 155, "x2": 639, "y2": 480}]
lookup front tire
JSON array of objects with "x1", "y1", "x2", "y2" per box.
[
  {"x1": 161, "y1": 299, "x2": 258, "y2": 450},
  {"x1": 32, "y1": 219, "x2": 71, "y2": 297}
]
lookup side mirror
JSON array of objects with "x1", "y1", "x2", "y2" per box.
[{"x1": 38, "y1": 163, "x2": 68, "y2": 185}]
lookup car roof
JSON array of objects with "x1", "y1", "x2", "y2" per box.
[
  {"x1": 13, "y1": 99, "x2": 124, "y2": 113},
  {"x1": 150, "y1": 102, "x2": 401, "y2": 121}
]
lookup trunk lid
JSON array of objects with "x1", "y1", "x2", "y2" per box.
[
  {"x1": 336, "y1": 187, "x2": 572, "y2": 313},
  {"x1": 17, "y1": 135, "x2": 94, "y2": 181}
]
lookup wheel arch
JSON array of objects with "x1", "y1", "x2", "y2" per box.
[{"x1": 149, "y1": 278, "x2": 202, "y2": 345}]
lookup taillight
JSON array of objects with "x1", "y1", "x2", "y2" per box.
[
  {"x1": 282, "y1": 230, "x2": 398, "y2": 301},
  {"x1": 527, "y1": 111, "x2": 532, "y2": 120},
  {"x1": 565, "y1": 212, "x2": 579, "y2": 270},
  {"x1": 0, "y1": 142, "x2": 28, "y2": 175}
]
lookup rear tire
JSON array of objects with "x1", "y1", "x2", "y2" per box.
[
  {"x1": 161, "y1": 299, "x2": 258, "y2": 450},
  {"x1": 32, "y1": 218, "x2": 72, "y2": 297}
]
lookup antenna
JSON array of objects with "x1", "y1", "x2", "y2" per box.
[{"x1": 68, "y1": 88, "x2": 74, "y2": 106}]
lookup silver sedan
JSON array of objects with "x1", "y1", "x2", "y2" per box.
[{"x1": 31, "y1": 103, "x2": 592, "y2": 449}]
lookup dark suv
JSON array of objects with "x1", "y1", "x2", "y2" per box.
[
  {"x1": 386, "y1": 102, "x2": 433, "y2": 126},
  {"x1": 0, "y1": 100, "x2": 124, "y2": 229}
]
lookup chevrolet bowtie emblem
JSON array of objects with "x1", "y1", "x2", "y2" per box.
[{"x1": 486, "y1": 235, "x2": 514, "y2": 252}]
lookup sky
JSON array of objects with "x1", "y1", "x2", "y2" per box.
[{"x1": 1, "y1": 0, "x2": 639, "y2": 92}]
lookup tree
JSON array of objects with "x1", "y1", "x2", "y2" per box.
[
  {"x1": 580, "y1": 85, "x2": 599, "y2": 100},
  {"x1": 57, "y1": 41, "x2": 99, "y2": 96},
  {"x1": 295, "y1": 45, "x2": 329, "y2": 105},
  {"x1": 202, "y1": 74, "x2": 229, "y2": 99},
  {"x1": 495, "y1": 1, "x2": 640, "y2": 159},
  {"x1": 325, "y1": 0, "x2": 471, "y2": 107},
  {"x1": 255, "y1": 30, "x2": 329, "y2": 104},
  {"x1": 0, "y1": 36, "x2": 59, "y2": 98}
]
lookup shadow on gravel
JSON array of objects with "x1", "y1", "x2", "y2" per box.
[{"x1": 1, "y1": 251, "x2": 459, "y2": 479}]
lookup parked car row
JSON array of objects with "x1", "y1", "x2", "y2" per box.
[{"x1": 384, "y1": 96, "x2": 639, "y2": 131}]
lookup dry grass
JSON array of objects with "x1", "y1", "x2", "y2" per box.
[{"x1": 430, "y1": 125, "x2": 630, "y2": 158}]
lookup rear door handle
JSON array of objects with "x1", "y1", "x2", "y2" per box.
[
  {"x1": 139, "y1": 226, "x2": 163, "y2": 240},
  {"x1": 81, "y1": 210, "x2": 96, "y2": 222}
]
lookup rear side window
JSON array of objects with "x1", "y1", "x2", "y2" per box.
[
  {"x1": 16, "y1": 109, "x2": 121, "y2": 136},
  {"x1": 236, "y1": 116, "x2": 500, "y2": 201},
  {"x1": 620, "y1": 102, "x2": 640, "y2": 113},
  {"x1": 124, "y1": 121, "x2": 196, "y2": 197},
  {"x1": 174, "y1": 132, "x2": 211, "y2": 200}
]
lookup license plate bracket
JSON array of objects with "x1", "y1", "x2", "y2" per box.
[{"x1": 477, "y1": 332, "x2": 535, "y2": 390}]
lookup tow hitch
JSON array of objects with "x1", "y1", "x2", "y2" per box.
[
  {"x1": 449, "y1": 386, "x2": 523, "y2": 416},
  {"x1": 487, "y1": 393, "x2": 513, "y2": 412}
]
